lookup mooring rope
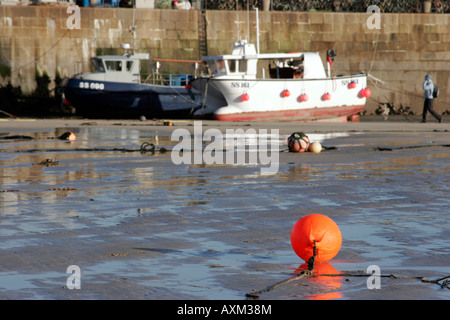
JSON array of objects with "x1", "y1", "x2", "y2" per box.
[{"x1": 245, "y1": 241, "x2": 317, "y2": 298}]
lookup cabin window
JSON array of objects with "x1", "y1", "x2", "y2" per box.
[
  {"x1": 209, "y1": 61, "x2": 217, "y2": 74},
  {"x1": 217, "y1": 60, "x2": 226, "y2": 73},
  {"x1": 126, "y1": 61, "x2": 134, "y2": 71},
  {"x1": 228, "y1": 60, "x2": 236, "y2": 73},
  {"x1": 238, "y1": 59, "x2": 247, "y2": 73},
  {"x1": 105, "y1": 61, "x2": 122, "y2": 72},
  {"x1": 92, "y1": 59, "x2": 105, "y2": 72},
  {"x1": 208, "y1": 60, "x2": 226, "y2": 74},
  {"x1": 227, "y1": 59, "x2": 247, "y2": 73}
]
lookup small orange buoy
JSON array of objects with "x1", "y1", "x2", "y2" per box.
[
  {"x1": 59, "y1": 132, "x2": 76, "y2": 141},
  {"x1": 359, "y1": 88, "x2": 371, "y2": 98},
  {"x1": 288, "y1": 132, "x2": 310, "y2": 153},
  {"x1": 282, "y1": 89, "x2": 290, "y2": 97},
  {"x1": 322, "y1": 93, "x2": 332, "y2": 101},
  {"x1": 63, "y1": 98, "x2": 71, "y2": 106},
  {"x1": 298, "y1": 93, "x2": 309, "y2": 102},
  {"x1": 241, "y1": 93, "x2": 250, "y2": 101},
  {"x1": 348, "y1": 81, "x2": 357, "y2": 89},
  {"x1": 290, "y1": 214, "x2": 342, "y2": 263}
]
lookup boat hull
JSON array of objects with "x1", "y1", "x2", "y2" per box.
[
  {"x1": 63, "y1": 78, "x2": 201, "y2": 119},
  {"x1": 191, "y1": 74, "x2": 368, "y2": 122}
]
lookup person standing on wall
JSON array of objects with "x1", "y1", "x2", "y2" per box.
[{"x1": 421, "y1": 74, "x2": 442, "y2": 123}]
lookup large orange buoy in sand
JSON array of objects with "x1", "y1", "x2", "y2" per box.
[{"x1": 290, "y1": 214, "x2": 342, "y2": 263}]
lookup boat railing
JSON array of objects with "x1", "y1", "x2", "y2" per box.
[
  {"x1": 141, "y1": 73, "x2": 195, "y2": 87},
  {"x1": 142, "y1": 58, "x2": 204, "y2": 86}
]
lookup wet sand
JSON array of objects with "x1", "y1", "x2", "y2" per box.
[{"x1": 0, "y1": 117, "x2": 449, "y2": 300}]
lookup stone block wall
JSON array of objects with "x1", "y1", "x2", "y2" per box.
[{"x1": 0, "y1": 6, "x2": 448, "y2": 114}]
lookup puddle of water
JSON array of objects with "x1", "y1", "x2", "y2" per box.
[{"x1": 0, "y1": 270, "x2": 65, "y2": 299}]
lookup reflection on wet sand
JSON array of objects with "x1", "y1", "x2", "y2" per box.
[{"x1": 295, "y1": 263, "x2": 343, "y2": 300}]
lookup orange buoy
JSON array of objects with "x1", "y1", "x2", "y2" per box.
[
  {"x1": 288, "y1": 132, "x2": 310, "y2": 153},
  {"x1": 298, "y1": 93, "x2": 309, "y2": 102},
  {"x1": 241, "y1": 93, "x2": 250, "y2": 101},
  {"x1": 59, "y1": 132, "x2": 76, "y2": 141},
  {"x1": 282, "y1": 89, "x2": 290, "y2": 97},
  {"x1": 348, "y1": 81, "x2": 357, "y2": 89},
  {"x1": 322, "y1": 93, "x2": 332, "y2": 101},
  {"x1": 359, "y1": 88, "x2": 371, "y2": 98},
  {"x1": 290, "y1": 214, "x2": 342, "y2": 263}
]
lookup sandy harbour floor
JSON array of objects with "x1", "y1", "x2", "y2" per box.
[{"x1": 0, "y1": 116, "x2": 449, "y2": 301}]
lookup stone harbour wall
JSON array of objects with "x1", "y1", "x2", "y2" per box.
[{"x1": 0, "y1": 6, "x2": 449, "y2": 114}]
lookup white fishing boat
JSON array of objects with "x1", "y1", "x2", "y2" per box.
[{"x1": 191, "y1": 10, "x2": 370, "y2": 122}]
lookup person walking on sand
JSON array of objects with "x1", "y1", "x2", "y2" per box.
[{"x1": 421, "y1": 74, "x2": 442, "y2": 123}]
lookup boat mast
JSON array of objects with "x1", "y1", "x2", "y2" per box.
[
  {"x1": 255, "y1": 6, "x2": 260, "y2": 54},
  {"x1": 236, "y1": 0, "x2": 240, "y2": 41},
  {"x1": 129, "y1": 0, "x2": 136, "y2": 54},
  {"x1": 247, "y1": 0, "x2": 250, "y2": 42}
]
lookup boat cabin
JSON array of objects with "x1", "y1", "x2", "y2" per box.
[
  {"x1": 201, "y1": 40, "x2": 327, "y2": 80},
  {"x1": 77, "y1": 52, "x2": 150, "y2": 83},
  {"x1": 201, "y1": 40, "x2": 258, "y2": 79}
]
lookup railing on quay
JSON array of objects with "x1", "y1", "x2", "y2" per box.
[{"x1": 200, "y1": 0, "x2": 449, "y2": 13}]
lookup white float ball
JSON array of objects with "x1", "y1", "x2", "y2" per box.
[{"x1": 309, "y1": 142, "x2": 322, "y2": 153}]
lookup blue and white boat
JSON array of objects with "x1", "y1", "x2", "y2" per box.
[{"x1": 62, "y1": 46, "x2": 202, "y2": 119}]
